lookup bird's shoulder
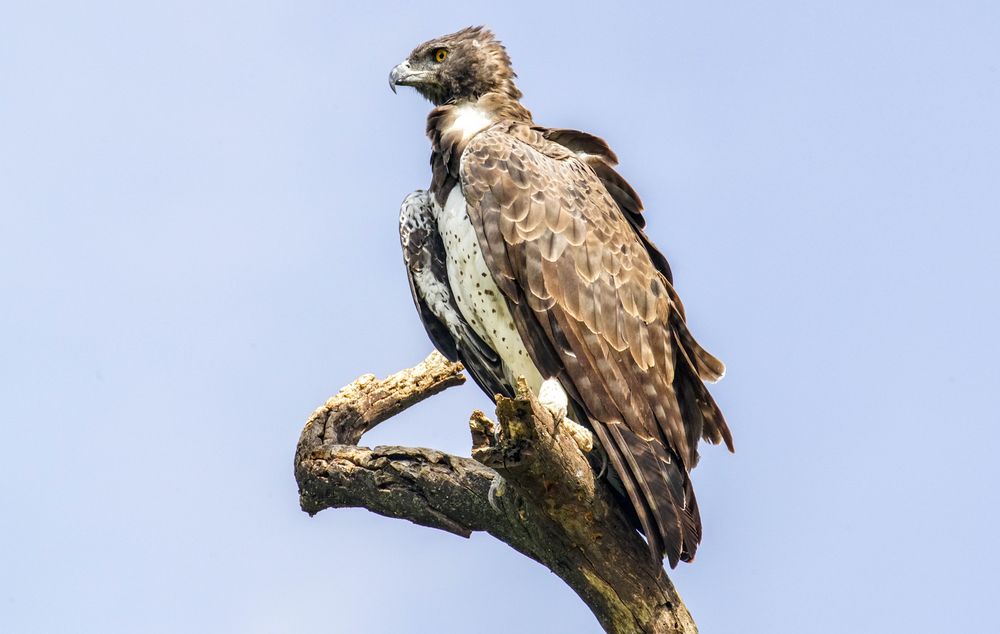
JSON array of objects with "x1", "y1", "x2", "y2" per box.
[
  {"x1": 461, "y1": 120, "x2": 577, "y2": 166},
  {"x1": 459, "y1": 121, "x2": 646, "y2": 257}
]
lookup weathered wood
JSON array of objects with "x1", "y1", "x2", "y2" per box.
[{"x1": 294, "y1": 351, "x2": 698, "y2": 634}]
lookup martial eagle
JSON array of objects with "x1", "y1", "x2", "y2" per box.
[{"x1": 391, "y1": 26, "x2": 732, "y2": 567}]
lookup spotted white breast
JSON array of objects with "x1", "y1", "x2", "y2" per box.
[{"x1": 435, "y1": 185, "x2": 544, "y2": 391}]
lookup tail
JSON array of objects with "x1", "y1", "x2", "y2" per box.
[
  {"x1": 591, "y1": 307, "x2": 731, "y2": 567},
  {"x1": 591, "y1": 420, "x2": 703, "y2": 568}
]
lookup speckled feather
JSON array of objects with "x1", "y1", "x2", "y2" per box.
[{"x1": 399, "y1": 191, "x2": 512, "y2": 400}]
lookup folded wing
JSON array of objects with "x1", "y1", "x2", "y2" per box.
[{"x1": 459, "y1": 124, "x2": 731, "y2": 565}]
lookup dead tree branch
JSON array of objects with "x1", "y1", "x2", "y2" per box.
[{"x1": 295, "y1": 351, "x2": 698, "y2": 634}]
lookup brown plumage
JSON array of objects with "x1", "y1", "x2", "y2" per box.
[{"x1": 391, "y1": 26, "x2": 732, "y2": 567}]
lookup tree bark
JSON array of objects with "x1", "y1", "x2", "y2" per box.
[{"x1": 295, "y1": 352, "x2": 698, "y2": 634}]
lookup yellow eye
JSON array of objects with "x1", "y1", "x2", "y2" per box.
[{"x1": 434, "y1": 48, "x2": 448, "y2": 63}]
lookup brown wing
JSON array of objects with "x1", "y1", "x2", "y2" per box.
[
  {"x1": 460, "y1": 123, "x2": 732, "y2": 566},
  {"x1": 540, "y1": 126, "x2": 677, "y2": 285}
]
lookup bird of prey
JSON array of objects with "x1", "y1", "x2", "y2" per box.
[{"x1": 391, "y1": 26, "x2": 732, "y2": 567}]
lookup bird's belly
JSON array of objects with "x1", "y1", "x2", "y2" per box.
[{"x1": 436, "y1": 186, "x2": 543, "y2": 392}]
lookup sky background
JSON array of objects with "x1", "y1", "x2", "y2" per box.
[{"x1": 1, "y1": 1, "x2": 998, "y2": 632}]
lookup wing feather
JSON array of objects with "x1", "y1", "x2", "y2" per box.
[{"x1": 459, "y1": 124, "x2": 730, "y2": 564}]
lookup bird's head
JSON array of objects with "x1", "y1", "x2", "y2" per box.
[{"x1": 389, "y1": 26, "x2": 521, "y2": 106}]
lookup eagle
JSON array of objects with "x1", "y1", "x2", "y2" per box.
[{"x1": 390, "y1": 26, "x2": 732, "y2": 567}]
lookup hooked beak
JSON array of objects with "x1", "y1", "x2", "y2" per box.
[{"x1": 389, "y1": 59, "x2": 429, "y2": 94}]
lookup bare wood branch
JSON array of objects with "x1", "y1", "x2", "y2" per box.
[{"x1": 294, "y1": 351, "x2": 698, "y2": 634}]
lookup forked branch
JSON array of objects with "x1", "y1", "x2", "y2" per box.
[{"x1": 294, "y1": 352, "x2": 698, "y2": 634}]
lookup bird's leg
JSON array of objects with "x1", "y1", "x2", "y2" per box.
[
  {"x1": 470, "y1": 410, "x2": 508, "y2": 510},
  {"x1": 487, "y1": 474, "x2": 506, "y2": 511},
  {"x1": 595, "y1": 448, "x2": 608, "y2": 479},
  {"x1": 564, "y1": 420, "x2": 595, "y2": 453},
  {"x1": 538, "y1": 378, "x2": 568, "y2": 422},
  {"x1": 538, "y1": 378, "x2": 595, "y2": 454}
]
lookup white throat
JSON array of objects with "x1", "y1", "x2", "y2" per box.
[{"x1": 447, "y1": 104, "x2": 493, "y2": 140}]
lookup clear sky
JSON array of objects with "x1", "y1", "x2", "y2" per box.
[{"x1": 1, "y1": 1, "x2": 998, "y2": 632}]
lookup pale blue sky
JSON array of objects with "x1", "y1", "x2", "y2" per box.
[{"x1": 1, "y1": 1, "x2": 998, "y2": 632}]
